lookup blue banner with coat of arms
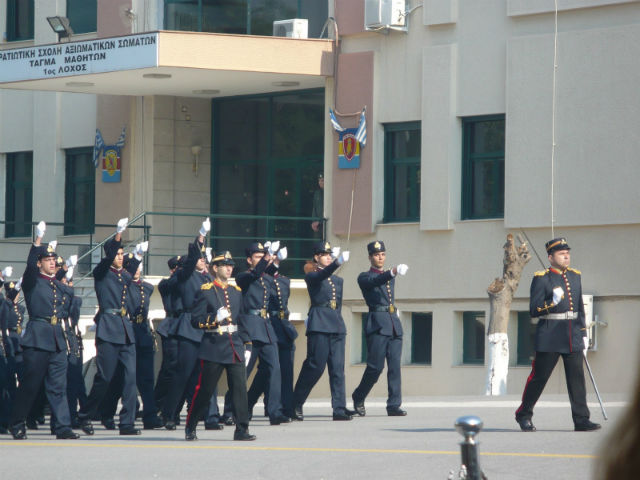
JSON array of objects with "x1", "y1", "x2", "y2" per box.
[
  {"x1": 94, "y1": 127, "x2": 126, "y2": 183},
  {"x1": 329, "y1": 107, "x2": 367, "y2": 170}
]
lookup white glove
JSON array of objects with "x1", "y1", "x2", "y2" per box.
[
  {"x1": 268, "y1": 240, "x2": 280, "y2": 255},
  {"x1": 397, "y1": 264, "x2": 409, "y2": 276},
  {"x1": 336, "y1": 251, "x2": 350, "y2": 265},
  {"x1": 205, "y1": 247, "x2": 212, "y2": 264},
  {"x1": 216, "y1": 307, "x2": 230, "y2": 321},
  {"x1": 116, "y1": 217, "x2": 128, "y2": 234},
  {"x1": 199, "y1": 218, "x2": 211, "y2": 236},
  {"x1": 552, "y1": 287, "x2": 564, "y2": 304},
  {"x1": 244, "y1": 350, "x2": 252, "y2": 367},
  {"x1": 48, "y1": 240, "x2": 57, "y2": 252},
  {"x1": 2, "y1": 266, "x2": 13, "y2": 278},
  {"x1": 138, "y1": 241, "x2": 149, "y2": 253},
  {"x1": 277, "y1": 247, "x2": 288, "y2": 261},
  {"x1": 36, "y1": 221, "x2": 46, "y2": 238},
  {"x1": 66, "y1": 255, "x2": 78, "y2": 268},
  {"x1": 583, "y1": 336, "x2": 589, "y2": 355},
  {"x1": 263, "y1": 241, "x2": 271, "y2": 250},
  {"x1": 331, "y1": 246, "x2": 341, "y2": 259},
  {"x1": 65, "y1": 267, "x2": 74, "y2": 281},
  {"x1": 14, "y1": 277, "x2": 22, "y2": 292}
]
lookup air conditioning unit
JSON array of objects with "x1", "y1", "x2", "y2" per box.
[
  {"x1": 273, "y1": 19, "x2": 308, "y2": 39},
  {"x1": 365, "y1": 0, "x2": 407, "y2": 32}
]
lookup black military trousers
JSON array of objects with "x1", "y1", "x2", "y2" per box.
[
  {"x1": 516, "y1": 350, "x2": 590, "y2": 424},
  {"x1": 66, "y1": 352, "x2": 87, "y2": 419},
  {"x1": 293, "y1": 333, "x2": 347, "y2": 415},
  {"x1": 253, "y1": 345, "x2": 296, "y2": 418},
  {"x1": 79, "y1": 340, "x2": 137, "y2": 428},
  {"x1": 163, "y1": 337, "x2": 201, "y2": 420},
  {"x1": 241, "y1": 341, "x2": 283, "y2": 420},
  {"x1": 187, "y1": 360, "x2": 249, "y2": 431},
  {"x1": 352, "y1": 333, "x2": 403, "y2": 409},
  {"x1": 154, "y1": 334, "x2": 178, "y2": 411},
  {"x1": 9, "y1": 347, "x2": 72, "y2": 433}
]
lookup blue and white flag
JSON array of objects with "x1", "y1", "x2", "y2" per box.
[
  {"x1": 93, "y1": 129, "x2": 104, "y2": 168},
  {"x1": 329, "y1": 108, "x2": 346, "y2": 132},
  {"x1": 355, "y1": 107, "x2": 367, "y2": 147},
  {"x1": 114, "y1": 126, "x2": 126, "y2": 148}
]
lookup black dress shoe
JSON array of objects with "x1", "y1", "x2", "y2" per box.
[
  {"x1": 56, "y1": 429, "x2": 80, "y2": 439},
  {"x1": 101, "y1": 418, "x2": 117, "y2": 430},
  {"x1": 143, "y1": 416, "x2": 164, "y2": 430},
  {"x1": 222, "y1": 416, "x2": 235, "y2": 426},
  {"x1": 164, "y1": 420, "x2": 176, "y2": 431},
  {"x1": 292, "y1": 406, "x2": 304, "y2": 421},
  {"x1": 26, "y1": 419, "x2": 38, "y2": 430},
  {"x1": 80, "y1": 419, "x2": 94, "y2": 436},
  {"x1": 352, "y1": 396, "x2": 366, "y2": 417},
  {"x1": 119, "y1": 426, "x2": 142, "y2": 435},
  {"x1": 387, "y1": 408, "x2": 407, "y2": 417},
  {"x1": 233, "y1": 429, "x2": 256, "y2": 441},
  {"x1": 516, "y1": 418, "x2": 536, "y2": 432},
  {"x1": 205, "y1": 422, "x2": 224, "y2": 431},
  {"x1": 10, "y1": 424, "x2": 27, "y2": 440},
  {"x1": 575, "y1": 420, "x2": 601, "y2": 432},
  {"x1": 332, "y1": 412, "x2": 353, "y2": 421},
  {"x1": 185, "y1": 426, "x2": 198, "y2": 441},
  {"x1": 71, "y1": 417, "x2": 82, "y2": 429},
  {"x1": 270, "y1": 415, "x2": 292, "y2": 425}
]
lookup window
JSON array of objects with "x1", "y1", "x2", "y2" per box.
[
  {"x1": 517, "y1": 311, "x2": 536, "y2": 366},
  {"x1": 164, "y1": 0, "x2": 327, "y2": 37},
  {"x1": 7, "y1": 0, "x2": 34, "y2": 41},
  {"x1": 411, "y1": 312, "x2": 432, "y2": 365},
  {"x1": 212, "y1": 89, "x2": 324, "y2": 276},
  {"x1": 67, "y1": 0, "x2": 97, "y2": 34},
  {"x1": 461, "y1": 115, "x2": 505, "y2": 219},
  {"x1": 383, "y1": 122, "x2": 421, "y2": 222},
  {"x1": 462, "y1": 311, "x2": 485, "y2": 364},
  {"x1": 5, "y1": 152, "x2": 33, "y2": 238},
  {"x1": 64, "y1": 148, "x2": 95, "y2": 235}
]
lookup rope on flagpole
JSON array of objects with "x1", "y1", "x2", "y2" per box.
[{"x1": 347, "y1": 169, "x2": 357, "y2": 244}]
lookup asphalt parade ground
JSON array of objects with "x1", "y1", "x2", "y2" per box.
[{"x1": 0, "y1": 393, "x2": 626, "y2": 480}]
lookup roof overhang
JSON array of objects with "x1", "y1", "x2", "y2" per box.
[{"x1": 0, "y1": 31, "x2": 334, "y2": 97}]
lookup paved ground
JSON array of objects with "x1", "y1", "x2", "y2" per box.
[{"x1": 0, "y1": 393, "x2": 625, "y2": 480}]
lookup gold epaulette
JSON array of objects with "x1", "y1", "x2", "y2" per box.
[
  {"x1": 534, "y1": 270, "x2": 548, "y2": 277},
  {"x1": 567, "y1": 267, "x2": 581, "y2": 275},
  {"x1": 234, "y1": 285, "x2": 241, "y2": 291},
  {"x1": 201, "y1": 282, "x2": 213, "y2": 290}
]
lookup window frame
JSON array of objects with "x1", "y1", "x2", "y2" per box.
[
  {"x1": 461, "y1": 114, "x2": 505, "y2": 220},
  {"x1": 6, "y1": 0, "x2": 34, "y2": 42},
  {"x1": 462, "y1": 311, "x2": 486, "y2": 365},
  {"x1": 516, "y1": 311, "x2": 536, "y2": 366},
  {"x1": 5, "y1": 151, "x2": 33, "y2": 238},
  {"x1": 383, "y1": 121, "x2": 421, "y2": 223},
  {"x1": 66, "y1": 0, "x2": 97, "y2": 35},
  {"x1": 64, "y1": 147, "x2": 96, "y2": 235}
]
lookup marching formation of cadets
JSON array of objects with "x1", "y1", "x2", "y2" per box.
[{"x1": 0, "y1": 218, "x2": 410, "y2": 441}]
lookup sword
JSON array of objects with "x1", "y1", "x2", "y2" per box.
[{"x1": 583, "y1": 351, "x2": 608, "y2": 420}]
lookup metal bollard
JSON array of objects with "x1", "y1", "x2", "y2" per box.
[{"x1": 451, "y1": 415, "x2": 487, "y2": 480}]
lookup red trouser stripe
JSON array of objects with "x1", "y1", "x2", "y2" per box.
[
  {"x1": 186, "y1": 359, "x2": 205, "y2": 426},
  {"x1": 516, "y1": 356, "x2": 536, "y2": 417}
]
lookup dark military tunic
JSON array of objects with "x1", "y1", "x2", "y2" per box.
[{"x1": 154, "y1": 274, "x2": 179, "y2": 410}]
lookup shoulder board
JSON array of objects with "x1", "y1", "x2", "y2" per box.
[
  {"x1": 234, "y1": 285, "x2": 241, "y2": 291},
  {"x1": 200, "y1": 282, "x2": 213, "y2": 290},
  {"x1": 567, "y1": 267, "x2": 581, "y2": 275},
  {"x1": 534, "y1": 270, "x2": 548, "y2": 277}
]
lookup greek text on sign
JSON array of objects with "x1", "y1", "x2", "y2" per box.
[{"x1": 0, "y1": 33, "x2": 159, "y2": 83}]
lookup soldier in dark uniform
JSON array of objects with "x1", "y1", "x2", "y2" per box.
[
  {"x1": 154, "y1": 255, "x2": 183, "y2": 415},
  {"x1": 223, "y1": 241, "x2": 290, "y2": 426},
  {"x1": 8, "y1": 222, "x2": 80, "y2": 439},
  {"x1": 352, "y1": 241, "x2": 408, "y2": 417},
  {"x1": 515, "y1": 237, "x2": 600, "y2": 432},
  {"x1": 185, "y1": 251, "x2": 255, "y2": 441},
  {"x1": 0, "y1": 272, "x2": 12, "y2": 433},
  {"x1": 77, "y1": 218, "x2": 141, "y2": 436},
  {"x1": 1, "y1": 278, "x2": 24, "y2": 434},
  {"x1": 292, "y1": 241, "x2": 352, "y2": 421},
  {"x1": 248, "y1": 246, "x2": 298, "y2": 419},
  {"x1": 162, "y1": 219, "x2": 218, "y2": 430}
]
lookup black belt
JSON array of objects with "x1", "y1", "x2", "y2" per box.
[
  {"x1": 369, "y1": 305, "x2": 396, "y2": 313},
  {"x1": 311, "y1": 301, "x2": 338, "y2": 310},
  {"x1": 31, "y1": 315, "x2": 62, "y2": 325},
  {"x1": 174, "y1": 308, "x2": 192, "y2": 315},
  {"x1": 102, "y1": 308, "x2": 128, "y2": 317},
  {"x1": 269, "y1": 310, "x2": 287, "y2": 320},
  {"x1": 247, "y1": 309, "x2": 268, "y2": 318}
]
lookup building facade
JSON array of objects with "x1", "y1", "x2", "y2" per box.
[{"x1": 1, "y1": 0, "x2": 639, "y2": 398}]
